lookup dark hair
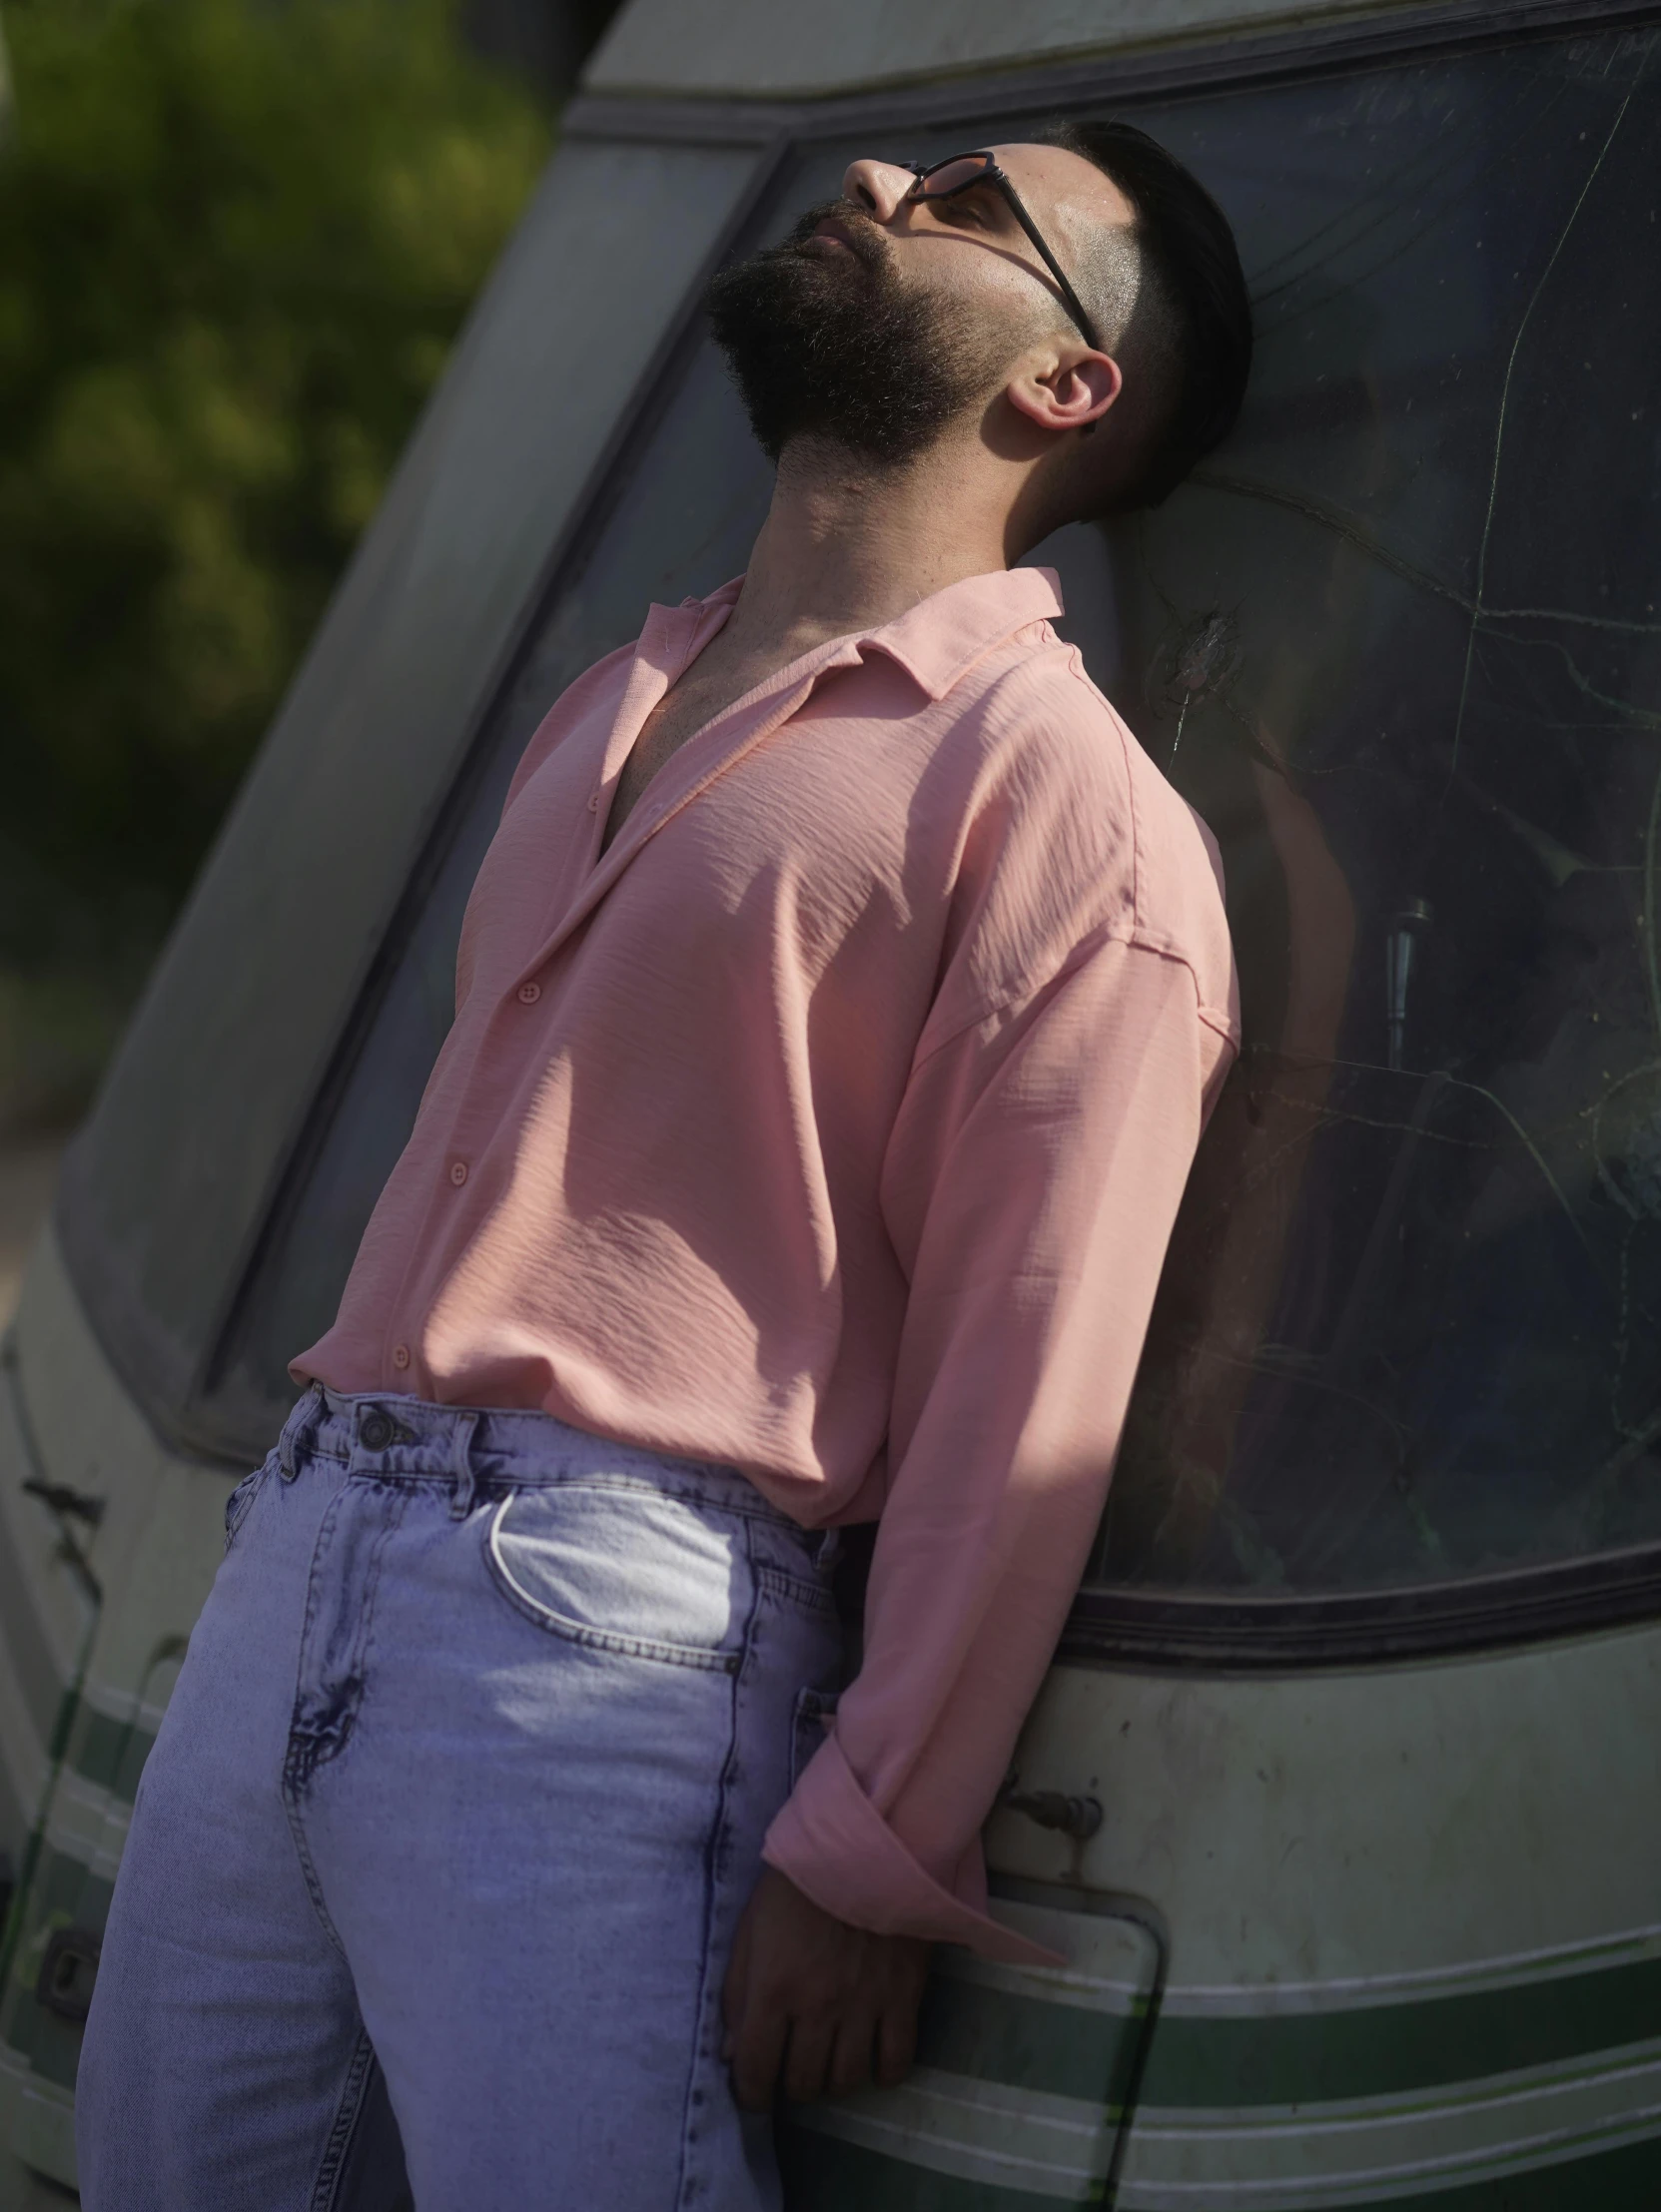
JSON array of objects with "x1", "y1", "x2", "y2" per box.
[{"x1": 1041, "y1": 118, "x2": 1252, "y2": 509}]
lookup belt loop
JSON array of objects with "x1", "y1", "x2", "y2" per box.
[
  {"x1": 448, "y1": 1409, "x2": 479, "y2": 1519},
  {"x1": 280, "y1": 1381, "x2": 324, "y2": 1482}
]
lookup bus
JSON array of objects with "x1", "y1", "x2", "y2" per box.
[{"x1": 2, "y1": 0, "x2": 1658, "y2": 2200}]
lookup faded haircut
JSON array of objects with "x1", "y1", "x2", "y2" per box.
[{"x1": 1041, "y1": 118, "x2": 1252, "y2": 511}]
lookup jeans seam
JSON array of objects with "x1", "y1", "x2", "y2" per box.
[
  {"x1": 310, "y1": 2026, "x2": 377, "y2": 2211},
  {"x1": 280, "y1": 1774, "x2": 354, "y2": 1965},
  {"x1": 350, "y1": 1481, "x2": 410, "y2": 1725},
  {"x1": 285, "y1": 1487, "x2": 347, "y2": 1792},
  {"x1": 674, "y1": 1516, "x2": 762, "y2": 2210},
  {"x1": 281, "y1": 1486, "x2": 410, "y2": 1964}
]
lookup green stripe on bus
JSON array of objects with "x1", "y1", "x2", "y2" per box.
[
  {"x1": 1141, "y1": 1958, "x2": 1661, "y2": 2106},
  {"x1": 920, "y1": 1955, "x2": 1661, "y2": 2110},
  {"x1": 775, "y1": 2121, "x2": 1661, "y2": 2211},
  {"x1": 778, "y1": 2124, "x2": 1085, "y2": 2210},
  {"x1": 1314, "y1": 2130, "x2": 1661, "y2": 2211},
  {"x1": 917, "y1": 1979, "x2": 1139, "y2": 2106}
]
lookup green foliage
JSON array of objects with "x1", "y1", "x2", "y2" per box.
[{"x1": 0, "y1": 0, "x2": 550, "y2": 1122}]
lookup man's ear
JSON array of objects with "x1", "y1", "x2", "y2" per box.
[{"x1": 1007, "y1": 349, "x2": 1123, "y2": 436}]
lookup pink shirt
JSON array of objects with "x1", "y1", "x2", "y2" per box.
[{"x1": 295, "y1": 566, "x2": 1239, "y2": 1966}]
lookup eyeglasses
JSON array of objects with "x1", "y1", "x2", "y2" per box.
[{"x1": 902, "y1": 151, "x2": 1102, "y2": 352}]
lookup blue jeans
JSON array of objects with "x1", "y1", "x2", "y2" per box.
[{"x1": 76, "y1": 1385, "x2": 844, "y2": 2211}]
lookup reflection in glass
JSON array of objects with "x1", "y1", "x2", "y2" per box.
[
  {"x1": 1096, "y1": 28, "x2": 1661, "y2": 1592},
  {"x1": 215, "y1": 28, "x2": 1661, "y2": 1603}
]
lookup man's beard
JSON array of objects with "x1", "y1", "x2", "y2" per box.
[{"x1": 705, "y1": 200, "x2": 1002, "y2": 468}]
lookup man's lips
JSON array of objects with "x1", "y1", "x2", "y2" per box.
[
  {"x1": 782, "y1": 206, "x2": 885, "y2": 275},
  {"x1": 803, "y1": 216, "x2": 867, "y2": 257}
]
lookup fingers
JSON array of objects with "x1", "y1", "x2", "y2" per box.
[
  {"x1": 740, "y1": 2008, "x2": 881, "y2": 2108},
  {"x1": 874, "y1": 1981, "x2": 922, "y2": 2089},
  {"x1": 782, "y1": 2013, "x2": 836, "y2": 2107},
  {"x1": 788, "y1": 1980, "x2": 916, "y2": 2104},
  {"x1": 721, "y1": 1868, "x2": 932, "y2": 2111},
  {"x1": 730, "y1": 1997, "x2": 789, "y2": 2114},
  {"x1": 826, "y1": 2013, "x2": 879, "y2": 2099}
]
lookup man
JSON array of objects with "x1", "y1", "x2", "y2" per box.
[{"x1": 78, "y1": 122, "x2": 1248, "y2": 2209}]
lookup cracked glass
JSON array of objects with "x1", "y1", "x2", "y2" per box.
[
  {"x1": 1094, "y1": 26, "x2": 1661, "y2": 1593},
  {"x1": 213, "y1": 25, "x2": 1661, "y2": 1603}
]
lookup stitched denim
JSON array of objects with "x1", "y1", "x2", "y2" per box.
[{"x1": 76, "y1": 1384, "x2": 843, "y2": 2212}]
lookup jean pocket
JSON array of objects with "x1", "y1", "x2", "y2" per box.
[
  {"x1": 483, "y1": 1480, "x2": 753, "y2": 1673},
  {"x1": 223, "y1": 1450, "x2": 277, "y2": 1556},
  {"x1": 790, "y1": 1685, "x2": 839, "y2": 1790}
]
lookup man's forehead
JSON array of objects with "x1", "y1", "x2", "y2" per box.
[{"x1": 988, "y1": 140, "x2": 1136, "y2": 236}]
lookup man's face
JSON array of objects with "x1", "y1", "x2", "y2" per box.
[{"x1": 706, "y1": 143, "x2": 1134, "y2": 468}]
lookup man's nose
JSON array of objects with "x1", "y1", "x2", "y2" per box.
[{"x1": 841, "y1": 158, "x2": 916, "y2": 223}]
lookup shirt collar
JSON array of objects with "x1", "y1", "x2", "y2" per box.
[
  {"x1": 666, "y1": 565, "x2": 1066, "y2": 704},
  {"x1": 860, "y1": 565, "x2": 1065, "y2": 699}
]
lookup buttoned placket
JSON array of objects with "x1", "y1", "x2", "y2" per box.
[
  {"x1": 405, "y1": 612, "x2": 880, "y2": 1408},
  {"x1": 386, "y1": 620, "x2": 713, "y2": 1400}
]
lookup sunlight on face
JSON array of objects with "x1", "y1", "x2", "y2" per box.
[{"x1": 838, "y1": 142, "x2": 1134, "y2": 340}]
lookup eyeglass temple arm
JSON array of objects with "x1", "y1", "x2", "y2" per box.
[
  {"x1": 900, "y1": 157, "x2": 1102, "y2": 351},
  {"x1": 995, "y1": 187, "x2": 1103, "y2": 351}
]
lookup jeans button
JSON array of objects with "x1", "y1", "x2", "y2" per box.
[{"x1": 361, "y1": 1411, "x2": 393, "y2": 1451}]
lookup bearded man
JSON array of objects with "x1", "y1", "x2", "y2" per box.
[{"x1": 78, "y1": 122, "x2": 1250, "y2": 2212}]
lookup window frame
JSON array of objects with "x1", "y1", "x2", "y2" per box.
[{"x1": 51, "y1": 138, "x2": 793, "y2": 1469}]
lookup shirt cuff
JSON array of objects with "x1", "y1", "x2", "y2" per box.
[{"x1": 761, "y1": 1732, "x2": 1065, "y2": 1969}]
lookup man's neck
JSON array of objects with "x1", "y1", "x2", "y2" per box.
[
  {"x1": 601, "y1": 430, "x2": 1027, "y2": 852},
  {"x1": 721, "y1": 431, "x2": 1015, "y2": 661}
]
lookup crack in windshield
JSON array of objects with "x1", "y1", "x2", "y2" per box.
[{"x1": 1094, "y1": 28, "x2": 1661, "y2": 1592}]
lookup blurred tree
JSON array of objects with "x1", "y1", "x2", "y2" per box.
[{"x1": 0, "y1": 0, "x2": 552, "y2": 1126}]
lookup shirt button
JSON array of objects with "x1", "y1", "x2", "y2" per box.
[
  {"x1": 449, "y1": 1159, "x2": 468, "y2": 1187},
  {"x1": 391, "y1": 1344, "x2": 411, "y2": 1371},
  {"x1": 516, "y1": 981, "x2": 541, "y2": 1005},
  {"x1": 587, "y1": 790, "x2": 601, "y2": 812}
]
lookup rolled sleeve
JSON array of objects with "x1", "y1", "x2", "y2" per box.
[
  {"x1": 762, "y1": 935, "x2": 1233, "y2": 1960},
  {"x1": 765, "y1": 1732, "x2": 1061, "y2": 1966}
]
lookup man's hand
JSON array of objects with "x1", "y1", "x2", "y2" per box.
[{"x1": 721, "y1": 1865, "x2": 931, "y2": 2111}]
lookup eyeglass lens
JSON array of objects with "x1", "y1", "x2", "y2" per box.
[{"x1": 913, "y1": 156, "x2": 997, "y2": 197}]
